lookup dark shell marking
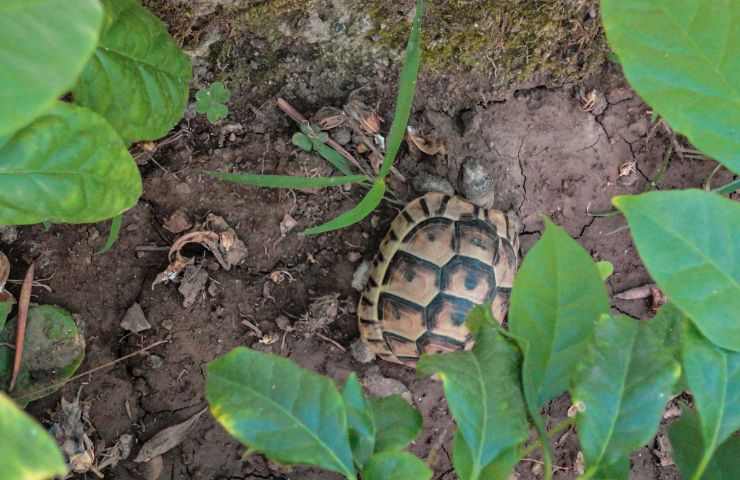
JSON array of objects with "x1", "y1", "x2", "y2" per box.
[{"x1": 358, "y1": 192, "x2": 518, "y2": 366}]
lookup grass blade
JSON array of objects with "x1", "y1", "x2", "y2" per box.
[
  {"x1": 314, "y1": 141, "x2": 354, "y2": 176},
  {"x1": 304, "y1": 179, "x2": 386, "y2": 235},
  {"x1": 96, "y1": 214, "x2": 122, "y2": 254},
  {"x1": 210, "y1": 172, "x2": 366, "y2": 189},
  {"x1": 379, "y1": 0, "x2": 425, "y2": 178},
  {"x1": 713, "y1": 178, "x2": 740, "y2": 196}
]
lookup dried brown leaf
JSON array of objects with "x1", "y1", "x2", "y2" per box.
[
  {"x1": 134, "y1": 408, "x2": 207, "y2": 463},
  {"x1": 406, "y1": 126, "x2": 446, "y2": 155}
]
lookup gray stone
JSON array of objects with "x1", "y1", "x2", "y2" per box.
[
  {"x1": 460, "y1": 158, "x2": 495, "y2": 208},
  {"x1": 350, "y1": 339, "x2": 376, "y2": 364}
]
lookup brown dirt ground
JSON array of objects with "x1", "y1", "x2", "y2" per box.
[{"x1": 7, "y1": 1, "x2": 737, "y2": 479}]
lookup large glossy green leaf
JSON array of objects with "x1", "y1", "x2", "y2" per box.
[
  {"x1": 614, "y1": 190, "x2": 740, "y2": 351},
  {"x1": 509, "y1": 220, "x2": 610, "y2": 408},
  {"x1": 417, "y1": 307, "x2": 528, "y2": 480},
  {"x1": 0, "y1": 102, "x2": 142, "y2": 225},
  {"x1": 304, "y1": 179, "x2": 386, "y2": 235},
  {"x1": 342, "y1": 373, "x2": 375, "y2": 468},
  {"x1": 0, "y1": 393, "x2": 67, "y2": 480},
  {"x1": 681, "y1": 324, "x2": 740, "y2": 479},
  {"x1": 670, "y1": 407, "x2": 740, "y2": 480},
  {"x1": 648, "y1": 303, "x2": 689, "y2": 395},
  {"x1": 380, "y1": 0, "x2": 425, "y2": 177},
  {"x1": 572, "y1": 315, "x2": 681, "y2": 479},
  {"x1": 0, "y1": 0, "x2": 103, "y2": 137},
  {"x1": 73, "y1": 0, "x2": 192, "y2": 143},
  {"x1": 206, "y1": 347, "x2": 356, "y2": 479},
  {"x1": 452, "y1": 433, "x2": 521, "y2": 480},
  {"x1": 370, "y1": 395, "x2": 422, "y2": 453},
  {"x1": 601, "y1": 0, "x2": 740, "y2": 173},
  {"x1": 362, "y1": 451, "x2": 432, "y2": 480}
]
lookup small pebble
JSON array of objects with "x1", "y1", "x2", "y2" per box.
[
  {"x1": 275, "y1": 315, "x2": 292, "y2": 331},
  {"x1": 333, "y1": 127, "x2": 352, "y2": 146},
  {"x1": 351, "y1": 260, "x2": 371, "y2": 292},
  {"x1": 347, "y1": 251, "x2": 362, "y2": 263},
  {"x1": 460, "y1": 157, "x2": 495, "y2": 209},
  {"x1": 350, "y1": 339, "x2": 376, "y2": 364}
]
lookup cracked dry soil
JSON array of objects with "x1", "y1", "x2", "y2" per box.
[{"x1": 9, "y1": 1, "x2": 736, "y2": 479}]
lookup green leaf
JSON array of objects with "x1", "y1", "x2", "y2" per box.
[
  {"x1": 595, "y1": 260, "x2": 614, "y2": 281},
  {"x1": 303, "y1": 179, "x2": 386, "y2": 235},
  {"x1": 614, "y1": 190, "x2": 740, "y2": 351},
  {"x1": 0, "y1": 0, "x2": 103, "y2": 137},
  {"x1": 380, "y1": 0, "x2": 425, "y2": 178},
  {"x1": 196, "y1": 82, "x2": 231, "y2": 123},
  {"x1": 362, "y1": 451, "x2": 431, "y2": 480},
  {"x1": 1, "y1": 306, "x2": 85, "y2": 404},
  {"x1": 206, "y1": 347, "x2": 356, "y2": 479},
  {"x1": 601, "y1": 0, "x2": 740, "y2": 174},
  {"x1": 96, "y1": 214, "x2": 122, "y2": 255},
  {"x1": 0, "y1": 296, "x2": 14, "y2": 333},
  {"x1": 210, "y1": 172, "x2": 366, "y2": 189},
  {"x1": 342, "y1": 374, "x2": 375, "y2": 468},
  {"x1": 509, "y1": 219, "x2": 610, "y2": 408},
  {"x1": 73, "y1": 0, "x2": 192, "y2": 143},
  {"x1": 452, "y1": 432, "x2": 521, "y2": 480},
  {"x1": 313, "y1": 141, "x2": 353, "y2": 176},
  {"x1": 417, "y1": 307, "x2": 529, "y2": 480},
  {"x1": 670, "y1": 407, "x2": 740, "y2": 480},
  {"x1": 571, "y1": 315, "x2": 681, "y2": 478},
  {"x1": 370, "y1": 395, "x2": 422, "y2": 453},
  {"x1": 0, "y1": 102, "x2": 142, "y2": 225},
  {"x1": 681, "y1": 323, "x2": 740, "y2": 479},
  {"x1": 292, "y1": 132, "x2": 313, "y2": 152},
  {"x1": 0, "y1": 393, "x2": 68, "y2": 480}
]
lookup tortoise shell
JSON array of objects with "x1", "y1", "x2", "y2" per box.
[{"x1": 358, "y1": 192, "x2": 518, "y2": 366}]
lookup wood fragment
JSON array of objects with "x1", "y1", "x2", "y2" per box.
[{"x1": 9, "y1": 263, "x2": 33, "y2": 391}]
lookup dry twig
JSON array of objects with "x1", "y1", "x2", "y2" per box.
[{"x1": 9, "y1": 263, "x2": 34, "y2": 391}]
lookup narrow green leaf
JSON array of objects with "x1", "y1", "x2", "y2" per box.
[
  {"x1": 0, "y1": 0, "x2": 103, "y2": 136},
  {"x1": 206, "y1": 347, "x2": 356, "y2": 479},
  {"x1": 303, "y1": 179, "x2": 386, "y2": 235},
  {"x1": 614, "y1": 190, "x2": 740, "y2": 351},
  {"x1": 0, "y1": 102, "x2": 142, "y2": 225},
  {"x1": 313, "y1": 141, "x2": 353, "y2": 176},
  {"x1": 601, "y1": 0, "x2": 740, "y2": 173},
  {"x1": 452, "y1": 432, "x2": 521, "y2": 480},
  {"x1": 670, "y1": 407, "x2": 740, "y2": 480},
  {"x1": 417, "y1": 307, "x2": 529, "y2": 480},
  {"x1": 370, "y1": 395, "x2": 422, "y2": 453},
  {"x1": 681, "y1": 324, "x2": 740, "y2": 479},
  {"x1": 713, "y1": 178, "x2": 740, "y2": 196},
  {"x1": 380, "y1": 0, "x2": 425, "y2": 178},
  {"x1": 0, "y1": 393, "x2": 68, "y2": 480},
  {"x1": 342, "y1": 373, "x2": 375, "y2": 468},
  {"x1": 509, "y1": 219, "x2": 610, "y2": 408},
  {"x1": 210, "y1": 172, "x2": 366, "y2": 189},
  {"x1": 73, "y1": 0, "x2": 192, "y2": 143},
  {"x1": 96, "y1": 214, "x2": 122, "y2": 255},
  {"x1": 572, "y1": 315, "x2": 680, "y2": 479},
  {"x1": 292, "y1": 132, "x2": 313, "y2": 152},
  {"x1": 362, "y1": 451, "x2": 432, "y2": 480},
  {"x1": 595, "y1": 260, "x2": 614, "y2": 281}
]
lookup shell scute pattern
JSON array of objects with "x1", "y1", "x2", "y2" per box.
[{"x1": 358, "y1": 192, "x2": 519, "y2": 366}]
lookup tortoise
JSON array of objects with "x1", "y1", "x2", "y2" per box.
[{"x1": 357, "y1": 192, "x2": 519, "y2": 366}]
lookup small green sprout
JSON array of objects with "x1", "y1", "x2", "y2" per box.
[{"x1": 196, "y1": 82, "x2": 231, "y2": 123}]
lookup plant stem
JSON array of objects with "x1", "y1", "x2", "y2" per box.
[
  {"x1": 713, "y1": 178, "x2": 740, "y2": 196},
  {"x1": 520, "y1": 417, "x2": 576, "y2": 458}
]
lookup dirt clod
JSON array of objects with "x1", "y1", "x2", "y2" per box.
[
  {"x1": 350, "y1": 339, "x2": 376, "y2": 364},
  {"x1": 120, "y1": 303, "x2": 152, "y2": 334}
]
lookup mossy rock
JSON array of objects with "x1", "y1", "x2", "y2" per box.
[{"x1": 0, "y1": 305, "x2": 85, "y2": 405}]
